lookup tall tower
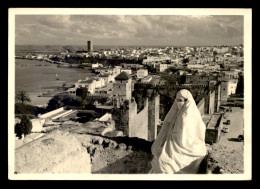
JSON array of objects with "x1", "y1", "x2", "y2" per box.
[
  {"x1": 87, "y1": 41, "x2": 93, "y2": 52},
  {"x1": 113, "y1": 72, "x2": 132, "y2": 107}
]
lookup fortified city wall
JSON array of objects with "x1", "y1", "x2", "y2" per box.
[
  {"x1": 209, "y1": 90, "x2": 215, "y2": 114},
  {"x1": 148, "y1": 95, "x2": 160, "y2": 141},
  {"x1": 197, "y1": 98, "x2": 205, "y2": 116},
  {"x1": 215, "y1": 84, "x2": 221, "y2": 112},
  {"x1": 112, "y1": 95, "x2": 160, "y2": 142},
  {"x1": 128, "y1": 98, "x2": 149, "y2": 140}
]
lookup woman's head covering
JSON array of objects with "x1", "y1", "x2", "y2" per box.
[{"x1": 151, "y1": 89, "x2": 206, "y2": 160}]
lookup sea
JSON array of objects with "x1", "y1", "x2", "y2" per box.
[{"x1": 14, "y1": 58, "x2": 95, "y2": 106}]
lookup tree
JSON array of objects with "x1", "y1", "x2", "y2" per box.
[
  {"x1": 46, "y1": 94, "x2": 79, "y2": 111},
  {"x1": 76, "y1": 88, "x2": 94, "y2": 109},
  {"x1": 15, "y1": 103, "x2": 32, "y2": 115},
  {"x1": 76, "y1": 87, "x2": 89, "y2": 99},
  {"x1": 15, "y1": 115, "x2": 32, "y2": 139},
  {"x1": 46, "y1": 94, "x2": 64, "y2": 111},
  {"x1": 15, "y1": 102, "x2": 46, "y2": 117},
  {"x1": 62, "y1": 94, "x2": 79, "y2": 107},
  {"x1": 15, "y1": 123, "x2": 23, "y2": 139},
  {"x1": 15, "y1": 90, "x2": 31, "y2": 104}
]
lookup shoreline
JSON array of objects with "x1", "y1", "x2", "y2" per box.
[
  {"x1": 28, "y1": 92, "x2": 52, "y2": 107},
  {"x1": 28, "y1": 87, "x2": 69, "y2": 107},
  {"x1": 15, "y1": 58, "x2": 94, "y2": 107}
]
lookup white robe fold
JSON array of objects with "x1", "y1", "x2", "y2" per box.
[{"x1": 149, "y1": 89, "x2": 207, "y2": 174}]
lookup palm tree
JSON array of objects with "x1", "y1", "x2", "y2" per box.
[{"x1": 15, "y1": 90, "x2": 31, "y2": 104}]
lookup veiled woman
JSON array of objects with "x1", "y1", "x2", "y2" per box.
[{"x1": 149, "y1": 89, "x2": 207, "y2": 174}]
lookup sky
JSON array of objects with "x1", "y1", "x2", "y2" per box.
[{"x1": 15, "y1": 15, "x2": 244, "y2": 46}]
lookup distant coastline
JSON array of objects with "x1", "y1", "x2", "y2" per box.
[{"x1": 15, "y1": 44, "x2": 241, "y2": 53}]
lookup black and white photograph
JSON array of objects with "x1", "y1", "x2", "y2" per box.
[{"x1": 8, "y1": 8, "x2": 252, "y2": 180}]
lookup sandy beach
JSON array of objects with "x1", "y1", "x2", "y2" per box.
[{"x1": 28, "y1": 92, "x2": 52, "y2": 107}]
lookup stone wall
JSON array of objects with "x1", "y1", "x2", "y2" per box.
[
  {"x1": 113, "y1": 80, "x2": 128, "y2": 102},
  {"x1": 203, "y1": 89, "x2": 216, "y2": 115},
  {"x1": 112, "y1": 95, "x2": 160, "y2": 142},
  {"x1": 112, "y1": 105, "x2": 129, "y2": 136},
  {"x1": 209, "y1": 90, "x2": 215, "y2": 114},
  {"x1": 15, "y1": 130, "x2": 91, "y2": 174},
  {"x1": 215, "y1": 84, "x2": 221, "y2": 112},
  {"x1": 148, "y1": 95, "x2": 160, "y2": 142},
  {"x1": 220, "y1": 81, "x2": 230, "y2": 104},
  {"x1": 197, "y1": 98, "x2": 205, "y2": 116},
  {"x1": 204, "y1": 91, "x2": 209, "y2": 114},
  {"x1": 205, "y1": 115, "x2": 223, "y2": 144},
  {"x1": 128, "y1": 99, "x2": 149, "y2": 140},
  {"x1": 205, "y1": 129, "x2": 218, "y2": 144},
  {"x1": 223, "y1": 79, "x2": 241, "y2": 103},
  {"x1": 113, "y1": 79, "x2": 132, "y2": 102},
  {"x1": 215, "y1": 115, "x2": 224, "y2": 143}
]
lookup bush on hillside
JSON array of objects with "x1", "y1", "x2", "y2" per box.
[
  {"x1": 15, "y1": 103, "x2": 46, "y2": 116},
  {"x1": 15, "y1": 115, "x2": 32, "y2": 139},
  {"x1": 46, "y1": 94, "x2": 79, "y2": 112}
]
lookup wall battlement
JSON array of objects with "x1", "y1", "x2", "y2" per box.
[
  {"x1": 129, "y1": 98, "x2": 149, "y2": 140},
  {"x1": 112, "y1": 95, "x2": 160, "y2": 142}
]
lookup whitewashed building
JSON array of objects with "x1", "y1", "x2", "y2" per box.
[
  {"x1": 137, "y1": 69, "x2": 148, "y2": 79},
  {"x1": 154, "y1": 63, "x2": 172, "y2": 72}
]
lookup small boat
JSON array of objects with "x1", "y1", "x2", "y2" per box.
[{"x1": 56, "y1": 73, "x2": 60, "y2": 80}]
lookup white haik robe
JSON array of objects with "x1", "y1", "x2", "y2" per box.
[{"x1": 149, "y1": 89, "x2": 207, "y2": 174}]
